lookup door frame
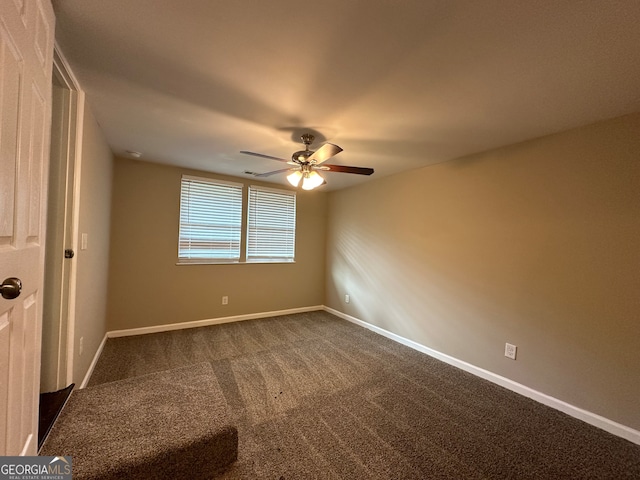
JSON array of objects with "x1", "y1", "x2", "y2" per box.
[{"x1": 42, "y1": 45, "x2": 85, "y2": 390}]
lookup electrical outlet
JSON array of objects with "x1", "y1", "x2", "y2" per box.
[
  {"x1": 505, "y1": 343, "x2": 517, "y2": 360},
  {"x1": 222, "y1": 296, "x2": 228, "y2": 305},
  {"x1": 345, "y1": 294, "x2": 350, "y2": 304},
  {"x1": 79, "y1": 337, "x2": 84, "y2": 356}
]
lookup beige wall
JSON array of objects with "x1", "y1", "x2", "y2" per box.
[
  {"x1": 72, "y1": 105, "x2": 113, "y2": 384},
  {"x1": 106, "y1": 158, "x2": 327, "y2": 331},
  {"x1": 326, "y1": 113, "x2": 640, "y2": 430}
]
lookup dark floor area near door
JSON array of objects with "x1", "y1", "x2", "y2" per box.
[{"x1": 38, "y1": 383, "x2": 74, "y2": 450}]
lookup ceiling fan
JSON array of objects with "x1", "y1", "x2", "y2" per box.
[{"x1": 240, "y1": 134, "x2": 374, "y2": 190}]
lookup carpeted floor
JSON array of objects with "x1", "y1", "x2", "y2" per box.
[
  {"x1": 87, "y1": 311, "x2": 640, "y2": 479},
  {"x1": 41, "y1": 364, "x2": 237, "y2": 479}
]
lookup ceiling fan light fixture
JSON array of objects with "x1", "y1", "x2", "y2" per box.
[
  {"x1": 240, "y1": 132, "x2": 373, "y2": 189},
  {"x1": 287, "y1": 170, "x2": 303, "y2": 187},
  {"x1": 302, "y1": 170, "x2": 324, "y2": 190}
]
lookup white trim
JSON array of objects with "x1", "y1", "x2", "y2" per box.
[
  {"x1": 19, "y1": 434, "x2": 34, "y2": 456},
  {"x1": 53, "y1": 42, "x2": 83, "y2": 89},
  {"x1": 79, "y1": 332, "x2": 108, "y2": 389},
  {"x1": 65, "y1": 81, "x2": 85, "y2": 386},
  {"x1": 49, "y1": 44, "x2": 85, "y2": 388},
  {"x1": 324, "y1": 306, "x2": 640, "y2": 446},
  {"x1": 176, "y1": 260, "x2": 297, "y2": 266},
  {"x1": 107, "y1": 305, "x2": 324, "y2": 338}
]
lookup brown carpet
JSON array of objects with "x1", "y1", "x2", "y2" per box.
[
  {"x1": 86, "y1": 311, "x2": 640, "y2": 479},
  {"x1": 41, "y1": 363, "x2": 238, "y2": 479}
]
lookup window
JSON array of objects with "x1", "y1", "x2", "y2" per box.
[
  {"x1": 178, "y1": 176, "x2": 296, "y2": 264},
  {"x1": 178, "y1": 175, "x2": 243, "y2": 263},
  {"x1": 247, "y1": 185, "x2": 296, "y2": 262}
]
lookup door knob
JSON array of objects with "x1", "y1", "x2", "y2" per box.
[
  {"x1": 1, "y1": 277, "x2": 22, "y2": 300},
  {"x1": 64, "y1": 249, "x2": 75, "y2": 259}
]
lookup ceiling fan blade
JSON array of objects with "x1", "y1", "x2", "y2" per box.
[
  {"x1": 240, "y1": 151, "x2": 289, "y2": 163},
  {"x1": 254, "y1": 168, "x2": 295, "y2": 177},
  {"x1": 322, "y1": 164, "x2": 374, "y2": 175},
  {"x1": 307, "y1": 143, "x2": 343, "y2": 165}
]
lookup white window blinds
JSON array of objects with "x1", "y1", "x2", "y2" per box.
[
  {"x1": 247, "y1": 186, "x2": 296, "y2": 262},
  {"x1": 178, "y1": 175, "x2": 243, "y2": 262}
]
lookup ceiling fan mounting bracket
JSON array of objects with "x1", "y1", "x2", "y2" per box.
[{"x1": 300, "y1": 133, "x2": 315, "y2": 146}]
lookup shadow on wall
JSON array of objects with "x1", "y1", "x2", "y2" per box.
[{"x1": 328, "y1": 214, "x2": 502, "y2": 357}]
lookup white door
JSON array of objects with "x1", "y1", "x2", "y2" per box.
[{"x1": 0, "y1": 0, "x2": 55, "y2": 456}]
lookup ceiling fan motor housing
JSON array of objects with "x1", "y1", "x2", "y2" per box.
[
  {"x1": 293, "y1": 134, "x2": 315, "y2": 163},
  {"x1": 292, "y1": 150, "x2": 313, "y2": 163}
]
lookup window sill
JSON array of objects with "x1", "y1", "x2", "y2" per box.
[{"x1": 176, "y1": 260, "x2": 296, "y2": 266}]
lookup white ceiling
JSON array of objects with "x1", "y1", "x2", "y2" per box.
[{"x1": 52, "y1": 0, "x2": 640, "y2": 191}]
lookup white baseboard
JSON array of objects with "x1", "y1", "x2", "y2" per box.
[
  {"x1": 107, "y1": 305, "x2": 324, "y2": 338},
  {"x1": 324, "y1": 306, "x2": 640, "y2": 446},
  {"x1": 80, "y1": 332, "x2": 108, "y2": 389}
]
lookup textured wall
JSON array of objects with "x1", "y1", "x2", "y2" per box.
[
  {"x1": 106, "y1": 158, "x2": 327, "y2": 331},
  {"x1": 326, "y1": 113, "x2": 640, "y2": 430}
]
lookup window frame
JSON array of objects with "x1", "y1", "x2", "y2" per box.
[
  {"x1": 246, "y1": 184, "x2": 297, "y2": 263},
  {"x1": 177, "y1": 175, "x2": 244, "y2": 264},
  {"x1": 176, "y1": 176, "x2": 297, "y2": 265}
]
